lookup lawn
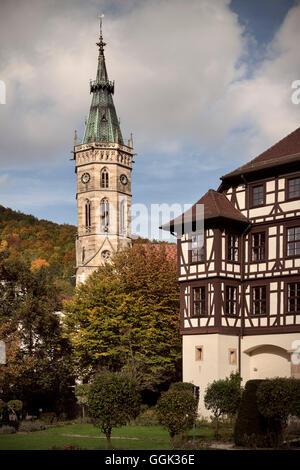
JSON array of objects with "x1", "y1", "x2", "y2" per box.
[{"x1": 0, "y1": 423, "x2": 227, "y2": 450}]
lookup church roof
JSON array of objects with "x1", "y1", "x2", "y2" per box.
[
  {"x1": 83, "y1": 27, "x2": 123, "y2": 145},
  {"x1": 221, "y1": 126, "x2": 300, "y2": 181},
  {"x1": 161, "y1": 189, "x2": 248, "y2": 234}
]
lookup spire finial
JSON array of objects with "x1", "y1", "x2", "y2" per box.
[
  {"x1": 96, "y1": 14, "x2": 106, "y2": 55},
  {"x1": 74, "y1": 130, "x2": 78, "y2": 146}
]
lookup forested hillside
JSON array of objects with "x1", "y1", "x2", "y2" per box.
[{"x1": 0, "y1": 205, "x2": 76, "y2": 295}]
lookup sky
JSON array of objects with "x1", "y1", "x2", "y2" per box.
[{"x1": 0, "y1": 0, "x2": 299, "y2": 240}]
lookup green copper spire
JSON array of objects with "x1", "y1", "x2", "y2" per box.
[{"x1": 83, "y1": 18, "x2": 124, "y2": 145}]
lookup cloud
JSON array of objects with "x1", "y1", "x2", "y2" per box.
[
  {"x1": 0, "y1": 0, "x2": 246, "y2": 168},
  {"x1": 0, "y1": 0, "x2": 299, "y2": 224}
]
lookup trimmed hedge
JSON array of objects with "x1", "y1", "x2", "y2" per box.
[{"x1": 234, "y1": 380, "x2": 281, "y2": 448}]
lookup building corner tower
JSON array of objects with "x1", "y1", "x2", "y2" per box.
[{"x1": 74, "y1": 19, "x2": 134, "y2": 284}]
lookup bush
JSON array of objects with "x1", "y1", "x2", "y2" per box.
[
  {"x1": 0, "y1": 425, "x2": 16, "y2": 434},
  {"x1": 156, "y1": 389, "x2": 197, "y2": 448},
  {"x1": 88, "y1": 371, "x2": 141, "y2": 449},
  {"x1": 18, "y1": 420, "x2": 46, "y2": 432},
  {"x1": 41, "y1": 412, "x2": 57, "y2": 425},
  {"x1": 169, "y1": 382, "x2": 195, "y2": 393},
  {"x1": 133, "y1": 407, "x2": 160, "y2": 426},
  {"x1": 234, "y1": 380, "x2": 280, "y2": 448},
  {"x1": 204, "y1": 372, "x2": 242, "y2": 438},
  {"x1": 256, "y1": 377, "x2": 300, "y2": 446}
]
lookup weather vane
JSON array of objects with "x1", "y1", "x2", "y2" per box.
[{"x1": 98, "y1": 13, "x2": 104, "y2": 35}]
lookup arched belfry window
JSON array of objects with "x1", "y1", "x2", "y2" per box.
[
  {"x1": 85, "y1": 199, "x2": 91, "y2": 231},
  {"x1": 100, "y1": 168, "x2": 109, "y2": 188},
  {"x1": 100, "y1": 198, "x2": 110, "y2": 232}
]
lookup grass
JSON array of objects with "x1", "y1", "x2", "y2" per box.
[{"x1": 0, "y1": 422, "x2": 231, "y2": 450}]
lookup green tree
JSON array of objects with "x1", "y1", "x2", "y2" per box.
[
  {"x1": 0, "y1": 251, "x2": 75, "y2": 416},
  {"x1": 64, "y1": 244, "x2": 181, "y2": 392},
  {"x1": 7, "y1": 400, "x2": 22, "y2": 420},
  {"x1": 88, "y1": 371, "x2": 141, "y2": 449},
  {"x1": 204, "y1": 372, "x2": 242, "y2": 438},
  {"x1": 156, "y1": 389, "x2": 197, "y2": 448}
]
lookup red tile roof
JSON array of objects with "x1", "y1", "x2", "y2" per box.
[{"x1": 222, "y1": 126, "x2": 300, "y2": 180}]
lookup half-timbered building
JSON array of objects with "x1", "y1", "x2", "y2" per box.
[{"x1": 162, "y1": 127, "x2": 300, "y2": 417}]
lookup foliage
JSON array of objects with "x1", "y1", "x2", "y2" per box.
[
  {"x1": 234, "y1": 380, "x2": 281, "y2": 448},
  {"x1": 75, "y1": 384, "x2": 90, "y2": 405},
  {"x1": 204, "y1": 372, "x2": 242, "y2": 438},
  {"x1": 0, "y1": 251, "x2": 75, "y2": 416},
  {"x1": 156, "y1": 389, "x2": 198, "y2": 447},
  {"x1": 88, "y1": 371, "x2": 141, "y2": 449},
  {"x1": 0, "y1": 399, "x2": 6, "y2": 415},
  {"x1": 18, "y1": 420, "x2": 46, "y2": 432},
  {"x1": 257, "y1": 378, "x2": 300, "y2": 422},
  {"x1": 75, "y1": 384, "x2": 90, "y2": 419},
  {"x1": 132, "y1": 407, "x2": 160, "y2": 426},
  {"x1": 64, "y1": 244, "x2": 180, "y2": 392},
  {"x1": 169, "y1": 382, "x2": 195, "y2": 393},
  {"x1": 41, "y1": 412, "x2": 57, "y2": 425},
  {"x1": 0, "y1": 425, "x2": 16, "y2": 434},
  {"x1": 0, "y1": 205, "x2": 76, "y2": 296},
  {"x1": 7, "y1": 400, "x2": 23, "y2": 417},
  {"x1": 256, "y1": 377, "x2": 300, "y2": 446}
]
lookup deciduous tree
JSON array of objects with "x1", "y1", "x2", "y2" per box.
[{"x1": 64, "y1": 244, "x2": 181, "y2": 392}]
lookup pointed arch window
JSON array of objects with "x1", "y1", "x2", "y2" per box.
[
  {"x1": 101, "y1": 168, "x2": 109, "y2": 188},
  {"x1": 119, "y1": 198, "x2": 126, "y2": 235},
  {"x1": 85, "y1": 200, "x2": 91, "y2": 231},
  {"x1": 100, "y1": 198, "x2": 110, "y2": 232}
]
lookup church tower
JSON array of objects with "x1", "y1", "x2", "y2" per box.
[{"x1": 74, "y1": 18, "x2": 134, "y2": 284}]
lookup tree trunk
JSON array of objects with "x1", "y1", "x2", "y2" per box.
[
  {"x1": 215, "y1": 417, "x2": 219, "y2": 440},
  {"x1": 106, "y1": 430, "x2": 112, "y2": 449}
]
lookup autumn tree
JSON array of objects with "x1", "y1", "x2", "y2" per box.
[
  {"x1": 64, "y1": 244, "x2": 181, "y2": 392},
  {"x1": 0, "y1": 250, "x2": 75, "y2": 415},
  {"x1": 156, "y1": 389, "x2": 197, "y2": 448}
]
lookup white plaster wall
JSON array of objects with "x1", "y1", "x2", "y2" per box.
[
  {"x1": 182, "y1": 334, "x2": 238, "y2": 418},
  {"x1": 183, "y1": 332, "x2": 300, "y2": 418},
  {"x1": 241, "y1": 333, "x2": 300, "y2": 384}
]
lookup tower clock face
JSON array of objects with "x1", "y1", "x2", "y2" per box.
[
  {"x1": 81, "y1": 172, "x2": 90, "y2": 184},
  {"x1": 120, "y1": 174, "x2": 128, "y2": 185}
]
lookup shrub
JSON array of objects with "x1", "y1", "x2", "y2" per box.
[
  {"x1": 88, "y1": 371, "x2": 141, "y2": 449},
  {"x1": 169, "y1": 382, "x2": 195, "y2": 393},
  {"x1": 234, "y1": 380, "x2": 280, "y2": 448},
  {"x1": 0, "y1": 425, "x2": 16, "y2": 434},
  {"x1": 256, "y1": 377, "x2": 300, "y2": 446},
  {"x1": 18, "y1": 420, "x2": 46, "y2": 432},
  {"x1": 133, "y1": 407, "x2": 160, "y2": 426},
  {"x1": 204, "y1": 372, "x2": 242, "y2": 438},
  {"x1": 41, "y1": 412, "x2": 57, "y2": 425},
  {"x1": 156, "y1": 389, "x2": 197, "y2": 448}
]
